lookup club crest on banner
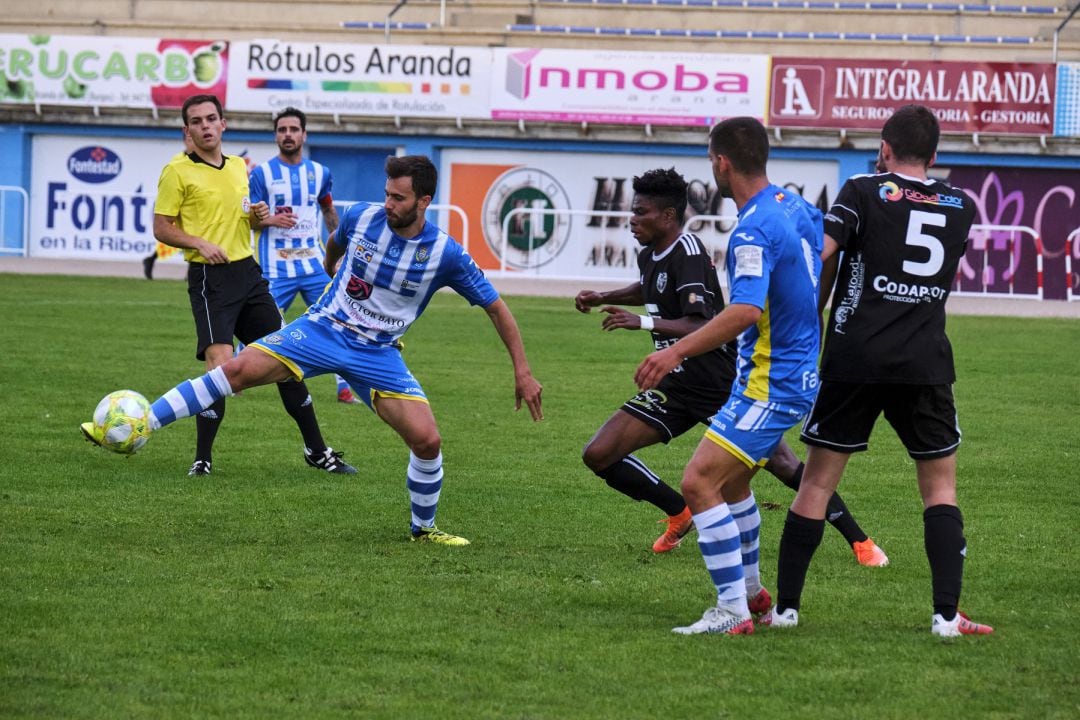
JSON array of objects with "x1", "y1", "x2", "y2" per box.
[{"x1": 482, "y1": 167, "x2": 572, "y2": 270}]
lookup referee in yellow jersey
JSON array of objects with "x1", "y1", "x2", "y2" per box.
[{"x1": 152, "y1": 94, "x2": 356, "y2": 477}]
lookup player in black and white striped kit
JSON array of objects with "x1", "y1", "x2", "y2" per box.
[{"x1": 576, "y1": 168, "x2": 886, "y2": 588}]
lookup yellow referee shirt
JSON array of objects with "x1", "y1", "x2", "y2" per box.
[{"x1": 155, "y1": 153, "x2": 253, "y2": 263}]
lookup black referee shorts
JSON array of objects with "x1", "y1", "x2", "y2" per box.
[
  {"x1": 800, "y1": 380, "x2": 961, "y2": 460},
  {"x1": 186, "y1": 257, "x2": 284, "y2": 361}
]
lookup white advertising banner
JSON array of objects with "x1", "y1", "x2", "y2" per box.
[
  {"x1": 226, "y1": 40, "x2": 491, "y2": 119},
  {"x1": 440, "y1": 149, "x2": 837, "y2": 281},
  {"x1": 30, "y1": 135, "x2": 276, "y2": 261},
  {"x1": 0, "y1": 34, "x2": 229, "y2": 109},
  {"x1": 489, "y1": 48, "x2": 770, "y2": 126}
]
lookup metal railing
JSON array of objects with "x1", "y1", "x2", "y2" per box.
[{"x1": 0, "y1": 185, "x2": 30, "y2": 257}]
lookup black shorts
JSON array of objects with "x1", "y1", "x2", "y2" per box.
[
  {"x1": 620, "y1": 373, "x2": 732, "y2": 442},
  {"x1": 800, "y1": 381, "x2": 961, "y2": 460},
  {"x1": 187, "y1": 257, "x2": 283, "y2": 361}
]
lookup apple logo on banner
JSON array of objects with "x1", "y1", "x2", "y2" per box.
[{"x1": 771, "y1": 65, "x2": 823, "y2": 120}]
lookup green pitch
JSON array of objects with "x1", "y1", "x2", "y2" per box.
[{"x1": 1, "y1": 274, "x2": 1077, "y2": 719}]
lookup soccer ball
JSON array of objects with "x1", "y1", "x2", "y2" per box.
[{"x1": 91, "y1": 390, "x2": 152, "y2": 455}]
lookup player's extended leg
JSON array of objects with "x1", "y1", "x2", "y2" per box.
[
  {"x1": 142, "y1": 346, "x2": 293, "y2": 472},
  {"x1": 373, "y1": 394, "x2": 468, "y2": 546},
  {"x1": 582, "y1": 410, "x2": 690, "y2": 552},
  {"x1": 918, "y1": 454, "x2": 993, "y2": 637},
  {"x1": 763, "y1": 445, "x2": 849, "y2": 628},
  {"x1": 672, "y1": 439, "x2": 758, "y2": 636},
  {"x1": 765, "y1": 440, "x2": 888, "y2": 567}
]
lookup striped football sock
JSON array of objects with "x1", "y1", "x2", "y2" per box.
[
  {"x1": 149, "y1": 366, "x2": 233, "y2": 430},
  {"x1": 407, "y1": 452, "x2": 444, "y2": 533},
  {"x1": 729, "y1": 492, "x2": 763, "y2": 596},
  {"x1": 694, "y1": 503, "x2": 748, "y2": 612}
]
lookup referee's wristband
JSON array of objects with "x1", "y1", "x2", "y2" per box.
[{"x1": 639, "y1": 315, "x2": 655, "y2": 331}]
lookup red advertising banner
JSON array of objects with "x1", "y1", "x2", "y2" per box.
[{"x1": 770, "y1": 58, "x2": 1056, "y2": 135}]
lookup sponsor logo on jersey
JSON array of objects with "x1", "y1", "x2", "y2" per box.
[
  {"x1": 656, "y1": 272, "x2": 668, "y2": 293},
  {"x1": 878, "y1": 181, "x2": 903, "y2": 202},
  {"x1": 347, "y1": 275, "x2": 373, "y2": 301},
  {"x1": 67, "y1": 146, "x2": 122, "y2": 183},
  {"x1": 872, "y1": 274, "x2": 947, "y2": 303},
  {"x1": 241, "y1": 197, "x2": 251, "y2": 213},
  {"x1": 879, "y1": 181, "x2": 964, "y2": 209},
  {"x1": 289, "y1": 328, "x2": 307, "y2": 341},
  {"x1": 832, "y1": 252, "x2": 864, "y2": 335},
  {"x1": 733, "y1": 243, "x2": 763, "y2": 277},
  {"x1": 773, "y1": 191, "x2": 786, "y2": 202}
]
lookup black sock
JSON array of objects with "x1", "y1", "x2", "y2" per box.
[
  {"x1": 597, "y1": 456, "x2": 686, "y2": 516},
  {"x1": 824, "y1": 492, "x2": 869, "y2": 546},
  {"x1": 194, "y1": 397, "x2": 226, "y2": 462},
  {"x1": 776, "y1": 510, "x2": 825, "y2": 613},
  {"x1": 277, "y1": 380, "x2": 326, "y2": 454},
  {"x1": 924, "y1": 504, "x2": 965, "y2": 621},
  {"x1": 776, "y1": 462, "x2": 868, "y2": 545}
]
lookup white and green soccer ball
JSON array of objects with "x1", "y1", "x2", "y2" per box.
[{"x1": 92, "y1": 390, "x2": 152, "y2": 455}]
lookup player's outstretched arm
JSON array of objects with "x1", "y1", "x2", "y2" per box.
[
  {"x1": 483, "y1": 298, "x2": 543, "y2": 421},
  {"x1": 574, "y1": 283, "x2": 643, "y2": 313},
  {"x1": 634, "y1": 303, "x2": 760, "y2": 390}
]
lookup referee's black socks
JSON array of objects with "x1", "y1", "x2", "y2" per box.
[{"x1": 277, "y1": 380, "x2": 328, "y2": 455}]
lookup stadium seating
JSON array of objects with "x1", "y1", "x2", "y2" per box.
[{"x1": 3, "y1": 0, "x2": 1076, "y2": 62}]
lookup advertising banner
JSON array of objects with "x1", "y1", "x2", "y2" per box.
[
  {"x1": 489, "y1": 48, "x2": 769, "y2": 126},
  {"x1": 1055, "y1": 62, "x2": 1080, "y2": 137},
  {"x1": 769, "y1": 58, "x2": 1056, "y2": 135},
  {"x1": 30, "y1": 135, "x2": 276, "y2": 262},
  {"x1": 943, "y1": 166, "x2": 1079, "y2": 301},
  {"x1": 440, "y1": 149, "x2": 836, "y2": 281},
  {"x1": 226, "y1": 40, "x2": 490, "y2": 119},
  {"x1": 0, "y1": 34, "x2": 229, "y2": 109}
]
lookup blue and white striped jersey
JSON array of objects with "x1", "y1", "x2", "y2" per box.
[
  {"x1": 249, "y1": 157, "x2": 332, "y2": 279},
  {"x1": 306, "y1": 202, "x2": 499, "y2": 345}
]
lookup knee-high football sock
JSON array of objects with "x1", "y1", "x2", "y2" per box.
[
  {"x1": 194, "y1": 398, "x2": 226, "y2": 463},
  {"x1": 776, "y1": 510, "x2": 825, "y2": 613},
  {"x1": 276, "y1": 380, "x2": 327, "y2": 454},
  {"x1": 149, "y1": 366, "x2": 233, "y2": 430},
  {"x1": 694, "y1": 503, "x2": 747, "y2": 612},
  {"x1": 597, "y1": 456, "x2": 686, "y2": 516},
  {"x1": 729, "y1": 493, "x2": 763, "y2": 596},
  {"x1": 407, "y1": 452, "x2": 444, "y2": 533},
  {"x1": 777, "y1": 462, "x2": 868, "y2": 546},
  {"x1": 924, "y1": 504, "x2": 965, "y2": 621}
]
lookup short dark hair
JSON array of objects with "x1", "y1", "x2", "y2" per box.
[
  {"x1": 708, "y1": 117, "x2": 769, "y2": 176},
  {"x1": 882, "y1": 104, "x2": 939, "y2": 165},
  {"x1": 385, "y1": 155, "x2": 437, "y2": 199},
  {"x1": 632, "y1": 168, "x2": 688, "y2": 224},
  {"x1": 181, "y1": 94, "x2": 223, "y2": 125},
  {"x1": 274, "y1": 106, "x2": 307, "y2": 131}
]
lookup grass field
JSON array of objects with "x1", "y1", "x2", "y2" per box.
[{"x1": 1, "y1": 273, "x2": 1078, "y2": 719}]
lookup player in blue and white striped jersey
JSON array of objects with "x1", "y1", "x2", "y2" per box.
[
  {"x1": 127, "y1": 155, "x2": 544, "y2": 547},
  {"x1": 249, "y1": 107, "x2": 358, "y2": 405}
]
